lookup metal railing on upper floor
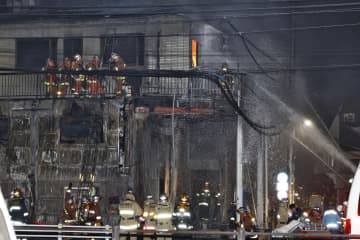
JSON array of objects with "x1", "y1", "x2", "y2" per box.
[{"x1": 0, "y1": 69, "x2": 240, "y2": 100}]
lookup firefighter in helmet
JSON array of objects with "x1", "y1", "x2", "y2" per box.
[
  {"x1": 61, "y1": 183, "x2": 78, "y2": 225},
  {"x1": 86, "y1": 55, "x2": 103, "y2": 97},
  {"x1": 85, "y1": 194, "x2": 103, "y2": 226},
  {"x1": 57, "y1": 57, "x2": 72, "y2": 97},
  {"x1": 173, "y1": 193, "x2": 193, "y2": 230},
  {"x1": 155, "y1": 194, "x2": 174, "y2": 234},
  {"x1": 7, "y1": 187, "x2": 29, "y2": 224},
  {"x1": 109, "y1": 52, "x2": 128, "y2": 96},
  {"x1": 118, "y1": 189, "x2": 142, "y2": 240},
  {"x1": 220, "y1": 62, "x2": 234, "y2": 90},
  {"x1": 195, "y1": 181, "x2": 212, "y2": 229},
  {"x1": 42, "y1": 57, "x2": 58, "y2": 97},
  {"x1": 142, "y1": 195, "x2": 156, "y2": 231},
  {"x1": 79, "y1": 196, "x2": 91, "y2": 225},
  {"x1": 71, "y1": 53, "x2": 85, "y2": 96}
]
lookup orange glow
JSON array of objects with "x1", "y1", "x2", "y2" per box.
[{"x1": 191, "y1": 39, "x2": 198, "y2": 68}]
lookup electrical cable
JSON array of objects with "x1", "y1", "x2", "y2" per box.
[{"x1": 227, "y1": 21, "x2": 280, "y2": 84}]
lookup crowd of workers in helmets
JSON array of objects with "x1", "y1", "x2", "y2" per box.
[
  {"x1": 5, "y1": 181, "x2": 257, "y2": 236},
  {"x1": 41, "y1": 52, "x2": 130, "y2": 97}
]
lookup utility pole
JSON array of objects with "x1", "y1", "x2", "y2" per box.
[
  {"x1": 257, "y1": 134, "x2": 264, "y2": 229},
  {"x1": 236, "y1": 76, "x2": 244, "y2": 215}
]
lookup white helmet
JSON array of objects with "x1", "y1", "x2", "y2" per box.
[
  {"x1": 74, "y1": 54, "x2": 82, "y2": 62},
  {"x1": 159, "y1": 194, "x2": 168, "y2": 202}
]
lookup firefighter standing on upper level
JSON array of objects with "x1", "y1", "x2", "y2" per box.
[
  {"x1": 109, "y1": 52, "x2": 127, "y2": 96},
  {"x1": 173, "y1": 193, "x2": 193, "y2": 230},
  {"x1": 61, "y1": 183, "x2": 78, "y2": 225},
  {"x1": 85, "y1": 194, "x2": 103, "y2": 226},
  {"x1": 42, "y1": 57, "x2": 58, "y2": 97},
  {"x1": 155, "y1": 194, "x2": 174, "y2": 240},
  {"x1": 71, "y1": 53, "x2": 85, "y2": 96},
  {"x1": 119, "y1": 189, "x2": 143, "y2": 240},
  {"x1": 57, "y1": 57, "x2": 72, "y2": 97},
  {"x1": 7, "y1": 187, "x2": 29, "y2": 224},
  {"x1": 86, "y1": 55, "x2": 103, "y2": 97}
]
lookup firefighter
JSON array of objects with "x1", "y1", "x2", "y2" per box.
[
  {"x1": 237, "y1": 207, "x2": 256, "y2": 233},
  {"x1": 173, "y1": 193, "x2": 193, "y2": 230},
  {"x1": 118, "y1": 190, "x2": 143, "y2": 240},
  {"x1": 155, "y1": 194, "x2": 174, "y2": 239},
  {"x1": 142, "y1": 195, "x2": 156, "y2": 231},
  {"x1": 220, "y1": 62, "x2": 234, "y2": 90},
  {"x1": 79, "y1": 196, "x2": 91, "y2": 225},
  {"x1": 85, "y1": 195, "x2": 103, "y2": 226},
  {"x1": 86, "y1": 55, "x2": 103, "y2": 97},
  {"x1": 109, "y1": 52, "x2": 127, "y2": 96},
  {"x1": 195, "y1": 181, "x2": 212, "y2": 229},
  {"x1": 57, "y1": 57, "x2": 72, "y2": 97},
  {"x1": 61, "y1": 183, "x2": 78, "y2": 225},
  {"x1": 7, "y1": 187, "x2": 29, "y2": 224},
  {"x1": 71, "y1": 53, "x2": 85, "y2": 96},
  {"x1": 42, "y1": 57, "x2": 58, "y2": 97}
]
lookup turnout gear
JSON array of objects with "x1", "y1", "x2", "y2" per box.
[
  {"x1": 71, "y1": 53, "x2": 85, "y2": 95},
  {"x1": 57, "y1": 57, "x2": 72, "y2": 97},
  {"x1": 155, "y1": 194, "x2": 174, "y2": 232},
  {"x1": 86, "y1": 55, "x2": 103, "y2": 97},
  {"x1": 61, "y1": 184, "x2": 78, "y2": 225},
  {"x1": 196, "y1": 182, "x2": 212, "y2": 229},
  {"x1": 85, "y1": 195, "x2": 103, "y2": 226},
  {"x1": 142, "y1": 195, "x2": 156, "y2": 231},
  {"x1": 118, "y1": 191, "x2": 142, "y2": 240},
  {"x1": 173, "y1": 193, "x2": 193, "y2": 230},
  {"x1": 109, "y1": 52, "x2": 128, "y2": 96},
  {"x1": 7, "y1": 188, "x2": 29, "y2": 224},
  {"x1": 42, "y1": 57, "x2": 58, "y2": 96}
]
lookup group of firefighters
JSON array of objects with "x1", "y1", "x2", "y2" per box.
[
  {"x1": 42, "y1": 52, "x2": 129, "y2": 97},
  {"x1": 6, "y1": 181, "x2": 256, "y2": 235}
]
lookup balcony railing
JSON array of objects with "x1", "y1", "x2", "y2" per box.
[{"x1": 0, "y1": 69, "x2": 239, "y2": 100}]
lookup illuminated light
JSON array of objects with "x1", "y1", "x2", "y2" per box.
[
  {"x1": 143, "y1": 212, "x2": 148, "y2": 217},
  {"x1": 276, "y1": 182, "x2": 289, "y2": 192},
  {"x1": 304, "y1": 119, "x2": 313, "y2": 127},
  {"x1": 277, "y1": 191, "x2": 288, "y2": 201},
  {"x1": 349, "y1": 178, "x2": 353, "y2": 184},
  {"x1": 277, "y1": 172, "x2": 288, "y2": 182}
]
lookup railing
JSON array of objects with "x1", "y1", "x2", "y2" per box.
[
  {"x1": 13, "y1": 224, "x2": 360, "y2": 240},
  {"x1": 0, "y1": 69, "x2": 233, "y2": 100}
]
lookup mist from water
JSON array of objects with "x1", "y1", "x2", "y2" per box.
[{"x1": 253, "y1": 79, "x2": 357, "y2": 173}]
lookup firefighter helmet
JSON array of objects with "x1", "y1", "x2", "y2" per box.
[
  {"x1": 221, "y1": 62, "x2": 229, "y2": 73},
  {"x1": 13, "y1": 188, "x2": 23, "y2": 198},
  {"x1": 110, "y1": 52, "x2": 120, "y2": 62},
  {"x1": 47, "y1": 57, "x2": 56, "y2": 67},
  {"x1": 93, "y1": 195, "x2": 100, "y2": 203},
  {"x1": 125, "y1": 192, "x2": 135, "y2": 201},
  {"x1": 180, "y1": 193, "x2": 189, "y2": 203},
  {"x1": 74, "y1": 54, "x2": 82, "y2": 62},
  {"x1": 159, "y1": 194, "x2": 168, "y2": 202}
]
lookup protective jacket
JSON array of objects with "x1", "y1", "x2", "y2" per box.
[{"x1": 119, "y1": 199, "x2": 142, "y2": 231}]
